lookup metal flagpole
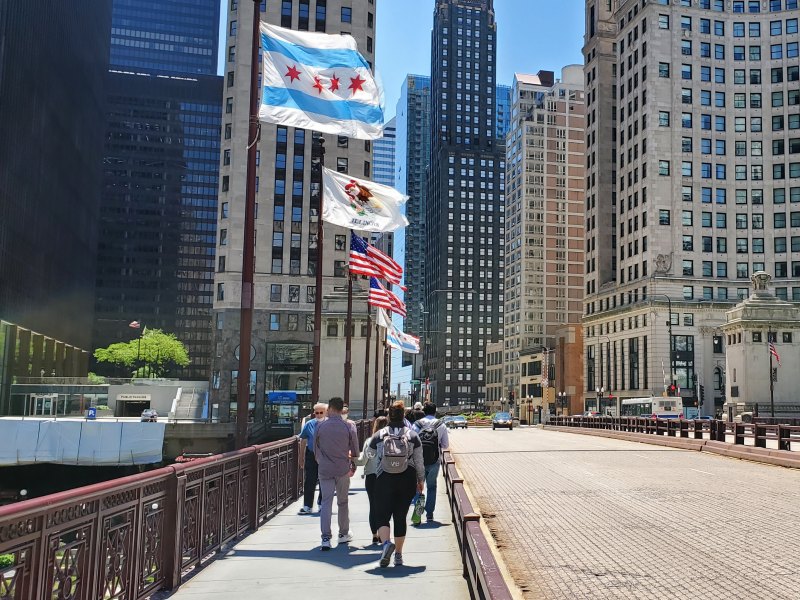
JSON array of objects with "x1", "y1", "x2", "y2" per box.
[
  {"x1": 235, "y1": 0, "x2": 262, "y2": 449},
  {"x1": 344, "y1": 274, "x2": 353, "y2": 406},
  {"x1": 769, "y1": 326, "x2": 775, "y2": 418},
  {"x1": 310, "y1": 135, "x2": 325, "y2": 404},
  {"x1": 362, "y1": 305, "x2": 372, "y2": 420},
  {"x1": 373, "y1": 320, "x2": 380, "y2": 413}
]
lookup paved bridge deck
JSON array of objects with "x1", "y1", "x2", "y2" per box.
[
  {"x1": 167, "y1": 468, "x2": 470, "y2": 599},
  {"x1": 450, "y1": 427, "x2": 800, "y2": 600}
]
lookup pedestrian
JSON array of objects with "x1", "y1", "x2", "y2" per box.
[
  {"x1": 410, "y1": 401, "x2": 425, "y2": 423},
  {"x1": 314, "y1": 397, "x2": 360, "y2": 550},
  {"x1": 298, "y1": 402, "x2": 327, "y2": 515},
  {"x1": 353, "y1": 415, "x2": 388, "y2": 545},
  {"x1": 412, "y1": 402, "x2": 449, "y2": 524},
  {"x1": 368, "y1": 400, "x2": 425, "y2": 567}
]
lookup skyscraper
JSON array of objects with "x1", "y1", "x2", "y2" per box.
[
  {"x1": 426, "y1": 0, "x2": 505, "y2": 407},
  {"x1": 396, "y1": 75, "x2": 432, "y2": 368},
  {"x1": 212, "y1": 0, "x2": 384, "y2": 421},
  {"x1": 583, "y1": 0, "x2": 800, "y2": 416},
  {"x1": 504, "y1": 68, "x2": 586, "y2": 402},
  {"x1": 109, "y1": 0, "x2": 219, "y2": 76},
  {"x1": 93, "y1": 0, "x2": 222, "y2": 379},
  {"x1": 0, "y1": 1, "x2": 112, "y2": 412},
  {"x1": 495, "y1": 83, "x2": 512, "y2": 141}
]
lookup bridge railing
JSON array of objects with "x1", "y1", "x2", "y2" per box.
[
  {"x1": 441, "y1": 449, "x2": 513, "y2": 600},
  {"x1": 550, "y1": 416, "x2": 800, "y2": 451}
]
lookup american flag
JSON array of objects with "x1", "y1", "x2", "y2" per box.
[
  {"x1": 769, "y1": 340, "x2": 781, "y2": 367},
  {"x1": 368, "y1": 277, "x2": 406, "y2": 317},
  {"x1": 349, "y1": 232, "x2": 404, "y2": 287}
]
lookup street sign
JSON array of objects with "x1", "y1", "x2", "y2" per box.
[{"x1": 410, "y1": 379, "x2": 420, "y2": 385}]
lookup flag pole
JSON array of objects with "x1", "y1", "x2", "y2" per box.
[
  {"x1": 362, "y1": 305, "x2": 372, "y2": 420},
  {"x1": 310, "y1": 136, "x2": 325, "y2": 405},
  {"x1": 373, "y1": 320, "x2": 380, "y2": 413},
  {"x1": 235, "y1": 0, "x2": 262, "y2": 449},
  {"x1": 344, "y1": 273, "x2": 353, "y2": 406},
  {"x1": 769, "y1": 326, "x2": 775, "y2": 418}
]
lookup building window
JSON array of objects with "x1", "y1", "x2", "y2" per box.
[
  {"x1": 270, "y1": 284, "x2": 282, "y2": 302},
  {"x1": 341, "y1": 6, "x2": 352, "y2": 23},
  {"x1": 327, "y1": 320, "x2": 339, "y2": 336},
  {"x1": 659, "y1": 210, "x2": 671, "y2": 225}
]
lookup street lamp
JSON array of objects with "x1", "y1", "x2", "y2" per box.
[
  {"x1": 650, "y1": 293, "x2": 676, "y2": 394},
  {"x1": 595, "y1": 386, "x2": 605, "y2": 412},
  {"x1": 557, "y1": 391, "x2": 567, "y2": 416}
]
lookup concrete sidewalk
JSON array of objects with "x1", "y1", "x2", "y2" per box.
[{"x1": 168, "y1": 467, "x2": 470, "y2": 598}]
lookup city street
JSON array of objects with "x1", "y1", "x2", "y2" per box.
[{"x1": 449, "y1": 426, "x2": 800, "y2": 600}]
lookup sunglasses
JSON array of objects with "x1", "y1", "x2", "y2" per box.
[{"x1": 314, "y1": 411, "x2": 325, "y2": 415}]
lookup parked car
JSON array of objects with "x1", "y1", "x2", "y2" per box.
[
  {"x1": 140, "y1": 409, "x2": 159, "y2": 422},
  {"x1": 492, "y1": 412, "x2": 513, "y2": 430},
  {"x1": 448, "y1": 415, "x2": 468, "y2": 429},
  {"x1": 582, "y1": 411, "x2": 602, "y2": 418}
]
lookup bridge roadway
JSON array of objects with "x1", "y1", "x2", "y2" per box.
[{"x1": 449, "y1": 426, "x2": 800, "y2": 600}]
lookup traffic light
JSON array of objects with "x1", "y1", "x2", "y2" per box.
[
  {"x1": 699, "y1": 385, "x2": 705, "y2": 404},
  {"x1": 668, "y1": 382, "x2": 678, "y2": 397}
]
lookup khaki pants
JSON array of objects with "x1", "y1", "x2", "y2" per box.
[{"x1": 319, "y1": 474, "x2": 351, "y2": 538}]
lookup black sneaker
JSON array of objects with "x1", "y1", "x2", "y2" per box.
[
  {"x1": 379, "y1": 541, "x2": 396, "y2": 567},
  {"x1": 321, "y1": 536, "x2": 331, "y2": 551}
]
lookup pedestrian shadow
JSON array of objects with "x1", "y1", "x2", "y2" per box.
[
  {"x1": 412, "y1": 521, "x2": 450, "y2": 529},
  {"x1": 364, "y1": 565, "x2": 427, "y2": 577},
  {"x1": 227, "y1": 547, "x2": 382, "y2": 569}
]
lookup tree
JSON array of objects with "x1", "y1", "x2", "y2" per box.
[{"x1": 94, "y1": 328, "x2": 190, "y2": 378}]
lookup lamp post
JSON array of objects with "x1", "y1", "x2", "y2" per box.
[
  {"x1": 558, "y1": 391, "x2": 567, "y2": 416},
  {"x1": 595, "y1": 386, "x2": 605, "y2": 413},
  {"x1": 650, "y1": 293, "x2": 675, "y2": 394}
]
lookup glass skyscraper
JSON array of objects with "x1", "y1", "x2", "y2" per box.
[
  {"x1": 93, "y1": 0, "x2": 222, "y2": 379},
  {"x1": 110, "y1": 0, "x2": 219, "y2": 75}
]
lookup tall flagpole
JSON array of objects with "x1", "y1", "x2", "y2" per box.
[
  {"x1": 310, "y1": 135, "x2": 325, "y2": 404},
  {"x1": 362, "y1": 305, "x2": 372, "y2": 419},
  {"x1": 373, "y1": 320, "x2": 380, "y2": 413},
  {"x1": 769, "y1": 326, "x2": 775, "y2": 418},
  {"x1": 344, "y1": 274, "x2": 353, "y2": 406},
  {"x1": 235, "y1": 0, "x2": 262, "y2": 449}
]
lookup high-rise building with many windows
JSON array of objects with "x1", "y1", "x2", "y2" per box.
[
  {"x1": 583, "y1": 0, "x2": 800, "y2": 416},
  {"x1": 92, "y1": 0, "x2": 222, "y2": 380},
  {"x1": 425, "y1": 0, "x2": 506, "y2": 407},
  {"x1": 110, "y1": 0, "x2": 219, "y2": 76},
  {"x1": 396, "y1": 73, "x2": 432, "y2": 351},
  {"x1": 212, "y1": 0, "x2": 385, "y2": 421},
  {"x1": 0, "y1": 1, "x2": 111, "y2": 412},
  {"x1": 504, "y1": 67, "x2": 586, "y2": 403}
]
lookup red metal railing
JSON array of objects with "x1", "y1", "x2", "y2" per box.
[{"x1": 0, "y1": 436, "x2": 304, "y2": 599}]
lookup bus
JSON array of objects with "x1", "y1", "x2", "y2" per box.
[{"x1": 620, "y1": 397, "x2": 683, "y2": 419}]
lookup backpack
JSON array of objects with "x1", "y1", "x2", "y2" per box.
[
  {"x1": 418, "y1": 419, "x2": 441, "y2": 466},
  {"x1": 381, "y1": 427, "x2": 410, "y2": 474}
]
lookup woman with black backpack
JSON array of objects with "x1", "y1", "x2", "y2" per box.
[{"x1": 367, "y1": 400, "x2": 425, "y2": 567}]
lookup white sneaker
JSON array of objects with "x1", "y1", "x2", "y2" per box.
[
  {"x1": 338, "y1": 532, "x2": 353, "y2": 543},
  {"x1": 298, "y1": 506, "x2": 312, "y2": 515},
  {"x1": 321, "y1": 536, "x2": 331, "y2": 550}
]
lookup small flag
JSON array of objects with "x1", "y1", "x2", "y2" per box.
[
  {"x1": 322, "y1": 168, "x2": 408, "y2": 232},
  {"x1": 369, "y1": 278, "x2": 406, "y2": 317},
  {"x1": 129, "y1": 321, "x2": 141, "y2": 329},
  {"x1": 349, "y1": 232, "x2": 404, "y2": 287},
  {"x1": 377, "y1": 309, "x2": 419, "y2": 354},
  {"x1": 258, "y1": 22, "x2": 384, "y2": 139},
  {"x1": 769, "y1": 341, "x2": 781, "y2": 367}
]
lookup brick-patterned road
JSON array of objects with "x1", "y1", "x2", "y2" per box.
[{"x1": 449, "y1": 427, "x2": 800, "y2": 600}]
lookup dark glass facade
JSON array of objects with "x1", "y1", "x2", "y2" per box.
[
  {"x1": 0, "y1": 1, "x2": 111, "y2": 350},
  {"x1": 110, "y1": 0, "x2": 220, "y2": 76},
  {"x1": 93, "y1": 73, "x2": 222, "y2": 379},
  {"x1": 425, "y1": 0, "x2": 506, "y2": 407}
]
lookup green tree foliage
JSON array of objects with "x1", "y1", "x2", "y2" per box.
[{"x1": 94, "y1": 328, "x2": 190, "y2": 378}]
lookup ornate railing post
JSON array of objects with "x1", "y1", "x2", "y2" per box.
[{"x1": 163, "y1": 468, "x2": 184, "y2": 590}]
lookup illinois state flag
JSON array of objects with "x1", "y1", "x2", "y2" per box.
[
  {"x1": 259, "y1": 22, "x2": 385, "y2": 139},
  {"x1": 322, "y1": 168, "x2": 408, "y2": 232}
]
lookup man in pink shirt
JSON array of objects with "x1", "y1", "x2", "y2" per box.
[{"x1": 314, "y1": 397, "x2": 359, "y2": 550}]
